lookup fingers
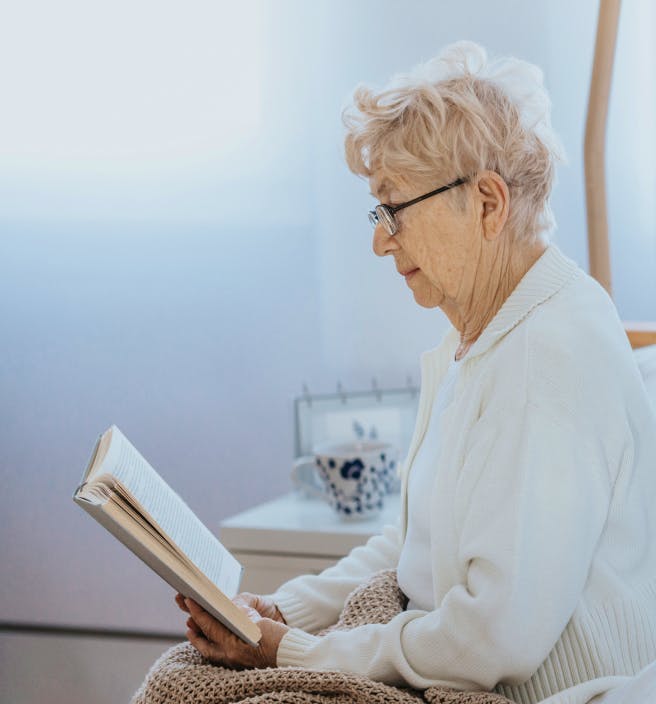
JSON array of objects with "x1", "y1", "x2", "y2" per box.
[
  {"x1": 183, "y1": 598, "x2": 285, "y2": 670},
  {"x1": 273, "y1": 606, "x2": 287, "y2": 625},
  {"x1": 244, "y1": 606, "x2": 263, "y2": 624},
  {"x1": 185, "y1": 598, "x2": 241, "y2": 666},
  {"x1": 233, "y1": 592, "x2": 285, "y2": 623},
  {"x1": 185, "y1": 598, "x2": 230, "y2": 644},
  {"x1": 186, "y1": 626, "x2": 222, "y2": 662},
  {"x1": 232, "y1": 592, "x2": 252, "y2": 608},
  {"x1": 175, "y1": 593, "x2": 190, "y2": 613},
  {"x1": 176, "y1": 596, "x2": 230, "y2": 664},
  {"x1": 186, "y1": 616, "x2": 202, "y2": 636},
  {"x1": 232, "y1": 592, "x2": 259, "y2": 616}
]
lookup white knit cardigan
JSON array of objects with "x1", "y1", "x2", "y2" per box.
[{"x1": 271, "y1": 245, "x2": 656, "y2": 704}]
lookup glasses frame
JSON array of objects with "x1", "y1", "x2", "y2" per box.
[{"x1": 368, "y1": 176, "x2": 468, "y2": 236}]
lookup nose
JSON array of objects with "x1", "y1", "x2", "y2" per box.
[{"x1": 372, "y1": 223, "x2": 399, "y2": 257}]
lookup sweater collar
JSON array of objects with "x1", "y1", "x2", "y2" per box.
[{"x1": 429, "y1": 244, "x2": 579, "y2": 364}]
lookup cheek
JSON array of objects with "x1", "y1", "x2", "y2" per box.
[
  {"x1": 440, "y1": 260, "x2": 461, "y2": 286},
  {"x1": 420, "y1": 261, "x2": 462, "y2": 304},
  {"x1": 416, "y1": 254, "x2": 446, "y2": 288},
  {"x1": 413, "y1": 271, "x2": 444, "y2": 308}
]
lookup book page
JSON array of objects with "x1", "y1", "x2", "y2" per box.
[
  {"x1": 101, "y1": 426, "x2": 243, "y2": 598},
  {"x1": 108, "y1": 490, "x2": 224, "y2": 596},
  {"x1": 93, "y1": 495, "x2": 260, "y2": 645}
]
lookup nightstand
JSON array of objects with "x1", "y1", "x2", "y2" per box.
[{"x1": 219, "y1": 491, "x2": 401, "y2": 594}]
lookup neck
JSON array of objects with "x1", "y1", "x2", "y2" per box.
[{"x1": 445, "y1": 235, "x2": 548, "y2": 360}]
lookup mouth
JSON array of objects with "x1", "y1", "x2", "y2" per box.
[{"x1": 401, "y1": 268, "x2": 419, "y2": 278}]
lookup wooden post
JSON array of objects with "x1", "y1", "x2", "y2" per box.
[
  {"x1": 584, "y1": 1, "x2": 655, "y2": 349},
  {"x1": 584, "y1": 0, "x2": 621, "y2": 296}
]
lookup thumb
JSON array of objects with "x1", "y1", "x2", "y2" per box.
[{"x1": 237, "y1": 604, "x2": 263, "y2": 623}]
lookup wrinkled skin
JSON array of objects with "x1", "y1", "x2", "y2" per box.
[{"x1": 175, "y1": 591, "x2": 289, "y2": 669}]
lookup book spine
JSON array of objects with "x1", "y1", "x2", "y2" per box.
[{"x1": 73, "y1": 433, "x2": 103, "y2": 497}]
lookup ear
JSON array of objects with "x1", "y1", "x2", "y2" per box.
[{"x1": 476, "y1": 171, "x2": 510, "y2": 241}]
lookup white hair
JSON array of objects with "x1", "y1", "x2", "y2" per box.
[{"x1": 344, "y1": 41, "x2": 566, "y2": 241}]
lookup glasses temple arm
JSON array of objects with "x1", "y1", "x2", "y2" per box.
[{"x1": 390, "y1": 177, "x2": 468, "y2": 214}]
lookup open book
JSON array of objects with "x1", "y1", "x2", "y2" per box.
[{"x1": 73, "y1": 425, "x2": 261, "y2": 646}]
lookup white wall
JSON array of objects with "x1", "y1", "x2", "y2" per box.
[
  {"x1": 606, "y1": 0, "x2": 656, "y2": 319},
  {"x1": 1, "y1": 0, "x2": 654, "y2": 633}
]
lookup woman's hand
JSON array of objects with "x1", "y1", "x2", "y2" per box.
[
  {"x1": 232, "y1": 592, "x2": 287, "y2": 624},
  {"x1": 175, "y1": 591, "x2": 286, "y2": 624},
  {"x1": 174, "y1": 593, "x2": 289, "y2": 669}
]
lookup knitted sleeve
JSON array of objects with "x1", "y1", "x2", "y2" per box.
[
  {"x1": 267, "y1": 518, "x2": 403, "y2": 634},
  {"x1": 276, "y1": 402, "x2": 612, "y2": 690}
]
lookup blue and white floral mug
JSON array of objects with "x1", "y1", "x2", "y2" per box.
[{"x1": 291, "y1": 441, "x2": 399, "y2": 520}]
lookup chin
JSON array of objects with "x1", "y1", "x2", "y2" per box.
[
  {"x1": 412, "y1": 292, "x2": 441, "y2": 309},
  {"x1": 409, "y1": 278, "x2": 443, "y2": 309}
]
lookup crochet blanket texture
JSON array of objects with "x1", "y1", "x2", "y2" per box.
[{"x1": 132, "y1": 569, "x2": 513, "y2": 704}]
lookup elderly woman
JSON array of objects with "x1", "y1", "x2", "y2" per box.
[{"x1": 175, "y1": 43, "x2": 656, "y2": 703}]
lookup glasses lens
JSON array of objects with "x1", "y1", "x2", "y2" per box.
[
  {"x1": 368, "y1": 210, "x2": 378, "y2": 228},
  {"x1": 375, "y1": 205, "x2": 397, "y2": 235}
]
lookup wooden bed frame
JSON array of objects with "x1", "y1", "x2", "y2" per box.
[
  {"x1": 585, "y1": 0, "x2": 656, "y2": 350},
  {"x1": 624, "y1": 323, "x2": 656, "y2": 350}
]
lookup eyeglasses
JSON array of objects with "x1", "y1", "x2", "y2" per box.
[{"x1": 368, "y1": 176, "x2": 468, "y2": 236}]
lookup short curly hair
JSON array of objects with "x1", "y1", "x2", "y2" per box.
[{"x1": 343, "y1": 41, "x2": 566, "y2": 241}]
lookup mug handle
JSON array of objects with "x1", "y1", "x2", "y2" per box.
[{"x1": 291, "y1": 457, "x2": 326, "y2": 501}]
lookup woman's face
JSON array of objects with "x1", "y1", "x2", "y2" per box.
[{"x1": 369, "y1": 173, "x2": 479, "y2": 310}]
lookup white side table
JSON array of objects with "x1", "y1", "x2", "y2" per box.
[{"x1": 220, "y1": 491, "x2": 401, "y2": 594}]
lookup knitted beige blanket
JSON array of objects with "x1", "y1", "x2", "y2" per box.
[{"x1": 132, "y1": 570, "x2": 513, "y2": 704}]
